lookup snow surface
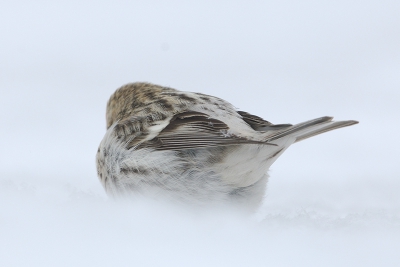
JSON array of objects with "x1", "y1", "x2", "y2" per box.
[{"x1": 1, "y1": 1, "x2": 400, "y2": 266}]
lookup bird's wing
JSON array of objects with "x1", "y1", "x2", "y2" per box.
[
  {"x1": 115, "y1": 111, "x2": 276, "y2": 151},
  {"x1": 238, "y1": 111, "x2": 292, "y2": 131}
]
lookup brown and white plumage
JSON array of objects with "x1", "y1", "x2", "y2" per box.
[{"x1": 96, "y1": 82, "x2": 358, "y2": 210}]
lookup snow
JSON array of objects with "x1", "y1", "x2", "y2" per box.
[
  {"x1": 1, "y1": 1, "x2": 400, "y2": 266},
  {"x1": 1, "y1": 176, "x2": 399, "y2": 266}
]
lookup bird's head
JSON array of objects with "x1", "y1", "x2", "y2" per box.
[{"x1": 105, "y1": 82, "x2": 167, "y2": 129}]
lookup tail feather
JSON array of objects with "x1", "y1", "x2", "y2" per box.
[
  {"x1": 265, "y1": 117, "x2": 358, "y2": 142},
  {"x1": 294, "y1": 120, "x2": 358, "y2": 142}
]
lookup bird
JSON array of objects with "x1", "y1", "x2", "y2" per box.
[{"x1": 96, "y1": 82, "x2": 358, "y2": 211}]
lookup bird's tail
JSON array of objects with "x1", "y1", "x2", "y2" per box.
[{"x1": 265, "y1": 116, "x2": 358, "y2": 143}]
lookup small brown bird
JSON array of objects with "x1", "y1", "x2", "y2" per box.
[{"x1": 96, "y1": 82, "x2": 358, "y2": 211}]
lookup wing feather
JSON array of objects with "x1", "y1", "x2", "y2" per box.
[
  {"x1": 238, "y1": 111, "x2": 292, "y2": 131},
  {"x1": 149, "y1": 112, "x2": 275, "y2": 150},
  {"x1": 119, "y1": 111, "x2": 276, "y2": 151}
]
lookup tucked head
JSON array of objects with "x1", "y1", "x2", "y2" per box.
[{"x1": 106, "y1": 82, "x2": 169, "y2": 129}]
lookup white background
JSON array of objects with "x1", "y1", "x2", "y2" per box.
[{"x1": 1, "y1": 1, "x2": 399, "y2": 266}]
